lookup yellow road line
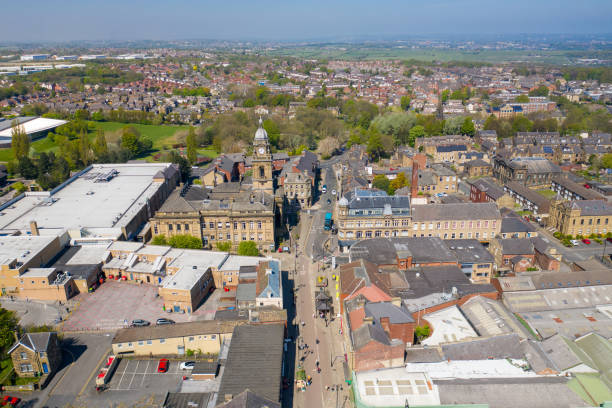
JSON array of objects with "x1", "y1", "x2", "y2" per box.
[{"x1": 78, "y1": 349, "x2": 110, "y2": 396}]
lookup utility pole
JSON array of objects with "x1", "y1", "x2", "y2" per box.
[{"x1": 602, "y1": 237, "x2": 608, "y2": 263}]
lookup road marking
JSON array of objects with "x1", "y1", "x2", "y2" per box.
[
  {"x1": 128, "y1": 360, "x2": 139, "y2": 389},
  {"x1": 78, "y1": 349, "x2": 110, "y2": 396},
  {"x1": 117, "y1": 360, "x2": 129, "y2": 389},
  {"x1": 140, "y1": 361, "x2": 150, "y2": 387}
]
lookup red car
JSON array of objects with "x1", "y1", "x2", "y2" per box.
[
  {"x1": 157, "y1": 358, "x2": 169, "y2": 373},
  {"x1": 582, "y1": 239, "x2": 591, "y2": 245}
]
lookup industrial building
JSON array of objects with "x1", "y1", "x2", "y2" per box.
[{"x1": 0, "y1": 117, "x2": 68, "y2": 147}]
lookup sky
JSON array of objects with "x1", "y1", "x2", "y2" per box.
[{"x1": 2, "y1": 0, "x2": 611, "y2": 43}]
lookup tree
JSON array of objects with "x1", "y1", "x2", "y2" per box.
[
  {"x1": 441, "y1": 89, "x2": 450, "y2": 103},
  {"x1": 262, "y1": 119, "x2": 281, "y2": 148},
  {"x1": 11, "y1": 122, "x2": 29, "y2": 160},
  {"x1": 367, "y1": 131, "x2": 385, "y2": 162},
  {"x1": 10, "y1": 181, "x2": 27, "y2": 194},
  {"x1": 0, "y1": 308, "x2": 17, "y2": 356},
  {"x1": 121, "y1": 126, "x2": 142, "y2": 157},
  {"x1": 237, "y1": 240, "x2": 259, "y2": 256},
  {"x1": 400, "y1": 95, "x2": 411, "y2": 111},
  {"x1": 371, "y1": 112, "x2": 417, "y2": 146},
  {"x1": 515, "y1": 95, "x2": 529, "y2": 103},
  {"x1": 93, "y1": 128, "x2": 108, "y2": 157},
  {"x1": 511, "y1": 116, "x2": 533, "y2": 133},
  {"x1": 408, "y1": 125, "x2": 425, "y2": 147},
  {"x1": 168, "y1": 234, "x2": 203, "y2": 249},
  {"x1": 18, "y1": 157, "x2": 38, "y2": 179},
  {"x1": 389, "y1": 172, "x2": 409, "y2": 195},
  {"x1": 461, "y1": 117, "x2": 475, "y2": 136},
  {"x1": 601, "y1": 153, "x2": 612, "y2": 169},
  {"x1": 529, "y1": 85, "x2": 549, "y2": 97},
  {"x1": 151, "y1": 235, "x2": 168, "y2": 246},
  {"x1": 186, "y1": 126, "x2": 198, "y2": 164},
  {"x1": 443, "y1": 116, "x2": 464, "y2": 135},
  {"x1": 415, "y1": 324, "x2": 431, "y2": 343},
  {"x1": 216, "y1": 242, "x2": 232, "y2": 252},
  {"x1": 372, "y1": 174, "x2": 390, "y2": 194},
  {"x1": 77, "y1": 131, "x2": 92, "y2": 165}
]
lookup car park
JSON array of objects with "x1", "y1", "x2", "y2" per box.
[
  {"x1": 131, "y1": 319, "x2": 150, "y2": 327},
  {"x1": 157, "y1": 358, "x2": 169, "y2": 373},
  {"x1": 156, "y1": 318, "x2": 175, "y2": 325},
  {"x1": 179, "y1": 361, "x2": 195, "y2": 370},
  {"x1": 582, "y1": 239, "x2": 591, "y2": 245}
]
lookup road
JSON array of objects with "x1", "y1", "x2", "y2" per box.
[
  {"x1": 290, "y1": 154, "x2": 350, "y2": 408},
  {"x1": 532, "y1": 222, "x2": 612, "y2": 263}
]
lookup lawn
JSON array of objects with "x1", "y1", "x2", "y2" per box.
[
  {"x1": 536, "y1": 189, "x2": 557, "y2": 199},
  {"x1": 0, "y1": 121, "x2": 202, "y2": 163}
]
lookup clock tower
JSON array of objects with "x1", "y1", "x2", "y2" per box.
[{"x1": 252, "y1": 118, "x2": 274, "y2": 194}]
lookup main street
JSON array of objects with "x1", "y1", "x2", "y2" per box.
[{"x1": 288, "y1": 155, "x2": 350, "y2": 408}]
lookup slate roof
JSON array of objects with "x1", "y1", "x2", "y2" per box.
[
  {"x1": 402, "y1": 265, "x2": 497, "y2": 300},
  {"x1": 215, "y1": 389, "x2": 281, "y2": 408},
  {"x1": 411, "y1": 202, "x2": 501, "y2": 221},
  {"x1": 218, "y1": 324, "x2": 284, "y2": 402},
  {"x1": 441, "y1": 334, "x2": 524, "y2": 360},
  {"x1": 567, "y1": 200, "x2": 612, "y2": 216},
  {"x1": 255, "y1": 260, "x2": 281, "y2": 300},
  {"x1": 364, "y1": 302, "x2": 414, "y2": 324},
  {"x1": 352, "y1": 321, "x2": 390, "y2": 350},
  {"x1": 162, "y1": 392, "x2": 212, "y2": 408},
  {"x1": 501, "y1": 217, "x2": 537, "y2": 234},
  {"x1": 436, "y1": 144, "x2": 467, "y2": 153},
  {"x1": 344, "y1": 194, "x2": 411, "y2": 211},
  {"x1": 469, "y1": 178, "x2": 506, "y2": 200},
  {"x1": 350, "y1": 237, "x2": 456, "y2": 265},
  {"x1": 112, "y1": 321, "x2": 243, "y2": 344},
  {"x1": 499, "y1": 238, "x2": 535, "y2": 255},
  {"x1": 9, "y1": 332, "x2": 56, "y2": 354},
  {"x1": 444, "y1": 239, "x2": 494, "y2": 264}
]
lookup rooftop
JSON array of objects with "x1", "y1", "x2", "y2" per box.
[
  {"x1": 421, "y1": 306, "x2": 478, "y2": 346},
  {"x1": 411, "y1": 202, "x2": 501, "y2": 221}
]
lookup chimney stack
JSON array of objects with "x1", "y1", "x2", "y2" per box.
[
  {"x1": 29, "y1": 221, "x2": 39, "y2": 236},
  {"x1": 411, "y1": 162, "x2": 419, "y2": 199}
]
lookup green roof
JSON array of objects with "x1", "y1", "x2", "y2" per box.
[{"x1": 568, "y1": 373, "x2": 612, "y2": 407}]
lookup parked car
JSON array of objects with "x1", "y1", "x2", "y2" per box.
[
  {"x1": 571, "y1": 240, "x2": 580, "y2": 246},
  {"x1": 157, "y1": 358, "x2": 169, "y2": 373},
  {"x1": 582, "y1": 239, "x2": 591, "y2": 245},
  {"x1": 331, "y1": 189, "x2": 336, "y2": 196},
  {"x1": 180, "y1": 361, "x2": 195, "y2": 370},
  {"x1": 131, "y1": 319, "x2": 150, "y2": 327},
  {"x1": 607, "y1": 237, "x2": 612, "y2": 243},
  {"x1": 156, "y1": 318, "x2": 175, "y2": 325}
]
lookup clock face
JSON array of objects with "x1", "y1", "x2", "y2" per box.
[{"x1": 258, "y1": 147, "x2": 265, "y2": 154}]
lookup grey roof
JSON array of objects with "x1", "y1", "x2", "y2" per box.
[
  {"x1": 444, "y1": 239, "x2": 494, "y2": 264},
  {"x1": 345, "y1": 193, "x2": 411, "y2": 211},
  {"x1": 364, "y1": 302, "x2": 414, "y2": 324},
  {"x1": 506, "y1": 157, "x2": 562, "y2": 174},
  {"x1": 403, "y1": 265, "x2": 497, "y2": 299},
  {"x1": 215, "y1": 389, "x2": 281, "y2": 408},
  {"x1": 539, "y1": 334, "x2": 583, "y2": 371},
  {"x1": 9, "y1": 332, "x2": 56, "y2": 354},
  {"x1": 405, "y1": 347, "x2": 444, "y2": 363},
  {"x1": 441, "y1": 334, "x2": 524, "y2": 360},
  {"x1": 411, "y1": 202, "x2": 501, "y2": 221},
  {"x1": 568, "y1": 200, "x2": 612, "y2": 216},
  {"x1": 218, "y1": 324, "x2": 284, "y2": 402},
  {"x1": 505, "y1": 181, "x2": 551, "y2": 212},
  {"x1": 192, "y1": 360, "x2": 219, "y2": 375},
  {"x1": 352, "y1": 321, "x2": 390, "y2": 350},
  {"x1": 236, "y1": 283, "x2": 256, "y2": 302},
  {"x1": 163, "y1": 392, "x2": 211, "y2": 408},
  {"x1": 499, "y1": 238, "x2": 535, "y2": 255},
  {"x1": 350, "y1": 237, "x2": 456, "y2": 265},
  {"x1": 501, "y1": 217, "x2": 536, "y2": 234},
  {"x1": 464, "y1": 158, "x2": 491, "y2": 168},
  {"x1": 469, "y1": 178, "x2": 506, "y2": 200}
]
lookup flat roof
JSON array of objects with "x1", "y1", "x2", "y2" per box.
[
  {"x1": 405, "y1": 359, "x2": 536, "y2": 380},
  {"x1": 112, "y1": 320, "x2": 244, "y2": 344},
  {"x1": 20, "y1": 267, "x2": 55, "y2": 278},
  {"x1": 0, "y1": 164, "x2": 174, "y2": 238},
  {"x1": 54, "y1": 244, "x2": 110, "y2": 265},
  {"x1": 520, "y1": 306, "x2": 612, "y2": 339},
  {"x1": 161, "y1": 265, "x2": 209, "y2": 291},
  {"x1": 0, "y1": 234, "x2": 59, "y2": 268},
  {"x1": 503, "y1": 285, "x2": 612, "y2": 313},
  {"x1": 0, "y1": 117, "x2": 67, "y2": 138},
  {"x1": 219, "y1": 255, "x2": 266, "y2": 271},
  {"x1": 421, "y1": 306, "x2": 478, "y2": 346},
  {"x1": 354, "y1": 368, "x2": 441, "y2": 408}
]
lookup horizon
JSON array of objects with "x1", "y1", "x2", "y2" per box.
[{"x1": 2, "y1": 0, "x2": 612, "y2": 43}]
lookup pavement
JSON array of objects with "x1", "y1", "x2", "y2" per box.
[
  {"x1": 62, "y1": 280, "x2": 210, "y2": 332},
  {"x1": 291, "y1": 157, "x2": 351, "y2": 408},
  {"x1": 0, "y1": 298, "x2": 67, "y2": 327}
]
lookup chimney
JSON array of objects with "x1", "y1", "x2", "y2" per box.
[
  {"x1": 411, "y1": 162, "x2": 419, "y2": 199},
  {"x1": 29, "y1": 221, "x2": 39, "y2": 236}
]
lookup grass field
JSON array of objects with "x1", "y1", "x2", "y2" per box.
[
  {"x1": 0, "y1": 121, "x2": 218, "y2": 163},
  {"x1": 536, "y1": 189, "x2": 558, "y2": 199},
  {"x1": 265, "y1": 46, "x2": 598, "y2": 65}
]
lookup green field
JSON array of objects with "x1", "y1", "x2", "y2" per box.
[
  {"x1": 265, "y1": 46, "x2": 608, "y2": 65},
  {"x1": 0, "y1": 121, "x2": 219, "y2": 163},
  {"x1": 536, "y1": 189, "x2": 557, "y2": 199}
]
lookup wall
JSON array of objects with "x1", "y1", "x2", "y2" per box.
[{"x1": 113, "y1": 333, "x2": 223, "y2": 356}]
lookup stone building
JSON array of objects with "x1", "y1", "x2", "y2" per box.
[
  {"x1": 9, "y1": 332, "x2": 62, "y2": 377},
  {"x1": 548, "y1": 200, "x2": 612, "y2": 236},
  {"x1": 493, "y1": 156, "x2": 561, "y2": 188}
]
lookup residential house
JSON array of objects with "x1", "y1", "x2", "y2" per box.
[{"x1": 9, "y1": 332, "x2": 62, "y2": 377}]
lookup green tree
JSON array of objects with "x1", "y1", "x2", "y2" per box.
[
  {"x1": 168, "y1": 234, "x2": 203, "y2": 249},
  {"x1": 371, "y1": 112, "x2": 417, "y2": 146},
  {"x1": 77, "y1": 131, "x2": 92, "y2": 165},
  {"x1": 372, "y1": 174, "x2": 390, "y2": 194},
  {"x1": 18, "y1": 157, "x2": 38, "y2": 179},
  {"x1": 237, "y1": 240, "x2": 259, "y2": 256},
  {"x1": 121, "y1": 126, "x2": 142, "y2": 157},
  {"x1": 415, "y1": 324, "x2": 431, "y2": 342},
  {"x1": 408, "y1": 125, "x2": 425, "y2": 147},
  {"x1": 528, "y1": 85, "x2": 549, "y2": 97},
  {"x1": 389, "y1": 172, "x2": 409, "y2": 195},
  {"x1": 441, "y1": 89, "x2": 450, "y2": 103},
  {"x1": 10, "y1": 181, "x2": 27, "y2": 194},
  {"x1": 186, "y1": 126, "x2": 198, "y2": 164},
  {"x1": 151, "y1": 235, "x2": 168, "y2": 245},
  {"x1": 367, "y1": 131, "x2": 385, "y2": 162},
  {"x1": 515, "y1": 95, "x2": 529, "y2": 103},
  {"x1": 216, "y1": 242, "x2": 232, "y2": 252},
  {"x1": 11, "y1": 122, "x2": 30, "y2": 160},
  {"x1": 400, "y1": 95, "x2": 411, "y2": 111},
  {"x1": 444, "y1": 116, "x2": 464, "y2": 135},
  {"x1": 601, "y1": 153, "x2": 612, "y2": 169},
  {"x1": 461, "y1": 117, "x2": 476, "y2": 136},
  {"x1": 263, "y1": 119, "x2": 281, "y2": 148},
  {"x1": 511, "y1": 116, "x2": 533, "y2": 133},
  {"x1": 93, "y1": 128, "x2": 108, "y2": 157},
  {"x1": 0, "y1": 308, "x2": 17, "y2": 356}
]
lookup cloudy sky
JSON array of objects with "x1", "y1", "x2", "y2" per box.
[{"x1": 2, "y1": 0, "x2": 611, "y2": 42}]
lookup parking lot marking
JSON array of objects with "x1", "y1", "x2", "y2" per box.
[
  {"x1": 140, "y1": 360, "x2": 150, "y2": 387},
  {"x1": 128, "y1": 360, "x2": 140, "y2": 389},
  {"x1": 116, "y1": 360, "x2": 130, "y2": 390}
]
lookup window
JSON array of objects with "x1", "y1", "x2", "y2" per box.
[
  {"x1": 160, "y1": 339, "x2": 165, "y2": 344},
  {"x1": 234, "y1": 222, "x2": 238, "y2": 229},
  {"x1": 154, "y1": 225, "x2": 158, "y2": 234},
  {"x1": 211, "y1": 335, "x2": 216, "y2": 339},
  {"x1": 365, "y1": 231, "x2": 372, "y2": 238},
  {"x1": 189, "y1": 337, "x2": 194, "y2": 342},
  {"x1": 218, "y1": 222, "x2": 223, "y2": 228},
  {"x1": 138, "y1": 341, "x2": 144, "y2": 346},
  {"x1": 258, "y1": 221, "x2": 262, "y2": 229},
  {"x1": 242, "y1": 222, "x2": 246, "y2": 229},
  {"x1": 184, "y1": 224, "x2": 189, "y2": 231},
  {"x1": 176, "y1": 224, "x2": 181, "y2": 231},
  {"x1": 209, "y1": 222, "x2": 214, "y2": 229},
  {"x1": 375, "y1": 230, "x2": 381, "y2": 237},
  {"x1": 168, "y1": 224, "x2": 173, "y2": 231},
  {"x1": 20, "y1": 364, "x2": 33, "y2": 373},
  {"x1": 20, "y1": 352, "x2": 27, "y2": 360},
  {"x1": 147, "y1": 340, "x2": 152, "y2": 345},
  {"x1": 250, "y1": 221, "x2": 254, "y2": 229},
  {"x1": 356, "y1": 231, "x2": 362, "y2": 238}
]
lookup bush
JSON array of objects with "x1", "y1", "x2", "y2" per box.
[
  {"x1": 168, "y1": 234, "x2": 202, "y2": 249},
  {"x1": 151, "y1": 235, "x2": 168, "y2": 245},
  {"x1": 237, "y1": 240, "x2": 259, "y2": 256},
  {"x1": 216, "y1": 241, "x2": 232, "y2": 252},
  {"x1": 10, "y1": 182, "x2": 27, "y2": 194},
  {"x1": 553, "y1": 231, "x2": 562, "y2": 239}
]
